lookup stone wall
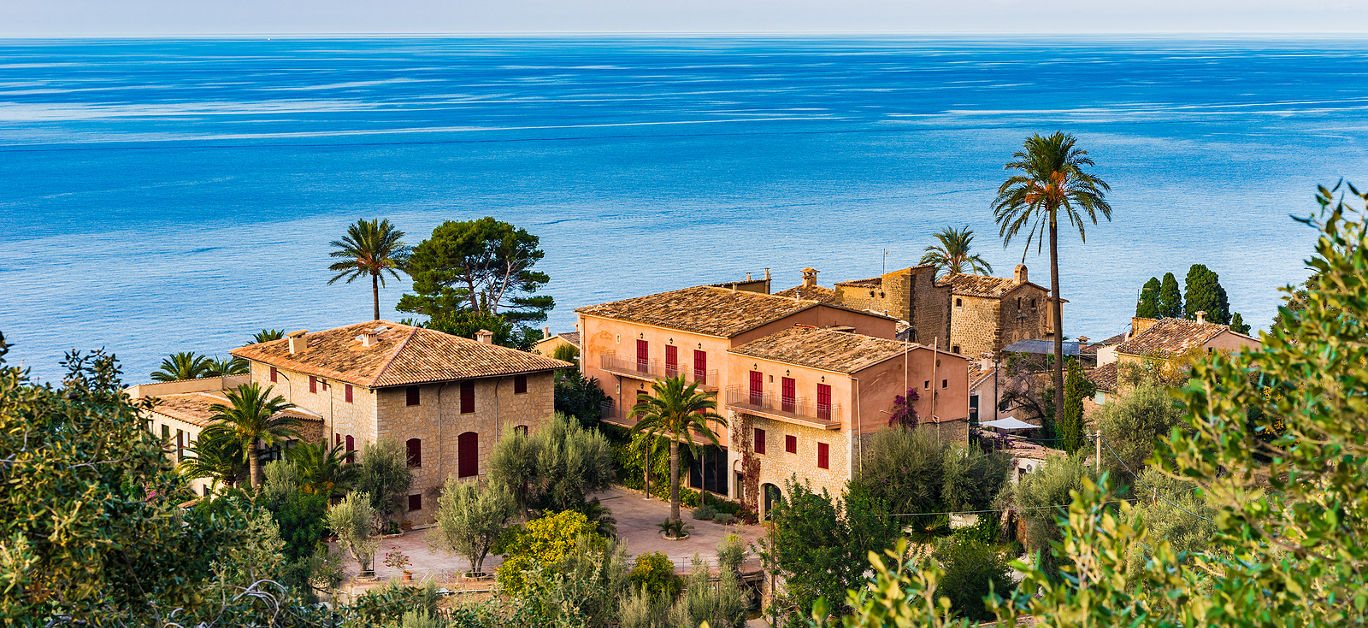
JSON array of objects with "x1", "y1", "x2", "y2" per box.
[
  {"x1": 996, "y1": 284, "x2": 1052, "y2": 351},
  {"x1": 830, "y1": 267, "x2": 949, "y2": 347},
  {"x1": 948, "y1": 294, "x2": 1002, "y2": 358},
  {"x1": 742, "y1": 415, "x2": 851, "y2": 514},
  {"x1": 248, "y1": 361, "x2": 379, "y2": 448}
]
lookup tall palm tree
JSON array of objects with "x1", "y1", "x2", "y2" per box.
[
  {"x1": 206, "y1": 382, "x2": 301, "y2": 489},
  {"x1": 151, "y1": 352, "x2": 213, "y2": 382},
  {"x1": 287, "y1": 440, "x2": 358, "y2": 499},
  {"x1": 248, "y1": 329, "x2": 285, "y2": 344},
  {"x1": 919, "y1": 225, "x2": 994, "y2": 277},
  {"x1": 177, "y1": 428, "x2": 247, "y2": 490},
  {"x1": 992, "y1": 132, "x2": 1112, "y2": 421},
  {"x1": 630, "y1": 376, "x2": 726, "y2": 525},
  {"x1": 328, "y1": 218, "x2": 409, "y2": 321},
  {"x1": 204, "y1": 356, "x2": 249, "y2": 377}
]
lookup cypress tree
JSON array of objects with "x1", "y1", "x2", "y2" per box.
[
  {"x1": 1057, "y1": 359, "x2": 1093, "y2": 453},
  {"x1": 1158, "y1": 272, "x2": 1183, "y2": 318},
  {"x1": 1184, "y1": 264, "x2": 1231, "y2": 323},
  {"x1": 1136, "y1": 277, "x2": 1161, "y2": 318},
  {"x1": 1230, "y1": 312, "x2": 1250, "y2": 334}
]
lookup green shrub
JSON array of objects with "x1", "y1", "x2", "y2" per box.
[
  {"x1": 714, "y1": 513, "x2": 736, "y2": 525},
  {"x1": 351, "y1": 579, "x2": 439, "y2": 625},
  {"x1": 931, "y1": 537, "x2": 1015, "y2": 621},
  {"x1": 691, "y1": 504, "x2": 716, "y2": 520},
  {"x1": 657, "y1": 518, "x2": 693, "y2": 538},
  {"x1": 618, "y1": 585, "x2": 672, "y2": 628},
  {"x1": 629, "y1": 551, "x2": 683, "y2": 599}
]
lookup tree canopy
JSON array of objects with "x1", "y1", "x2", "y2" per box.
[
  {"x1": 1135, "y1": 276, "x2": 1161, "y2": 318},
  {"x1": 919, "y1": 226, "x2": 992, "y2": 277},
  {"x1": 1183, "y1": 263, "x2": 1231, "y2": 323}
]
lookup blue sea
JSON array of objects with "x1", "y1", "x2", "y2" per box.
[{"x1": 2, "y1": 36, "x2": 1365, "y2": 383}]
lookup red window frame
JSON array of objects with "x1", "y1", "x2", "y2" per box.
[
  {"x1": 405, "y1": 438, "x2": 422, "y2": 468},
  {"x1": 781, "y1": 377, "x2": 796, "y2": 413},
  {"x1": 406, "y1": 385, "x2": 420, "y2": 406},
  {"x1": 754, "y1": 428, "x2": 766, "y2": 454},
  {"x1": 749, "y1": 371, "x2": 763, "y2": 406},
  {"x1": 817, "y1": 384, "x2": 832, "y2": 421},
  {"x1": 344, "y1": 384, "x2": 353, "y2": 403},
  {"x1": 665, "y1": 345, "x2": 678, "y2": 377},
  {"x1": 817, "y1": 442, "x2": 830, "y2": 469},
  {"x1": 513, "y1": 374, "x2": 528, "y2": 394},
  {"x1": 693, "y1": 350, "x2": 707, "y2": 385},
  {"x1": 785, "y1": 434, "x2": 797, "y2": 454},
  {"x1": 269, "y1": 366, "x2": 278, "y2": 383},
  {"x1": 309, "y1": 376, "x2": 317, "y2": 393},
  {"x1": 460, "y1": 381, "x2": 475, "y2": 414},
  {"x1": 635, "y1": 339, "x2": 649, "y2": 373}
]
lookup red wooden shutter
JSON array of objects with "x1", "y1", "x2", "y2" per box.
[
  {"x1": 405, "y1": 438, "x2": 421, "y2": 468},
  {"x1": 345, "y1": 384, "x2": 353, "y2": 403},
  {"x1": 635, "y1": 339, "x2": 649, "y2": 373},
  {"x1": 665, "y1": 345, "x2": 678, "y2": 377},
  {"x1": 458, "y1": 432, "x2": 479, "y2": 478},
  {"x1": 781, "y1": 377, "x2": 796, "y2": 412},
  {"x1": 817, "y1": 384, "x2": 832, "y2": 421},
  {"x1": 345, "y1": 435, "x2": 354, "y2": 454},
  {"x1": 754, "y1": 428, "x2": 766, "y2": 454},
  {"x1": 785, "y1": 434, "x2": 797, "y2": 454},
  {"x1": 817, "y1": 442, "x2": 830, "y2": 469},
  {"x1": 693, "y1": 350, "x2": 707, "y2": 385},
  {"x1": 460, "y1": 381, "x2": 475, "y2": 413},
  {"x1": 749, "y1": 371, "x2": 763, "y2": 405},
  {"x1": 309, "y1": 376, "x2": 317, "y2": 393},
  {"x1": 269, "y1": 366, "x2": 278, "y2": 383},
  {"x1": 514, "y1": 375, "x2": 528, "y2": 394}
]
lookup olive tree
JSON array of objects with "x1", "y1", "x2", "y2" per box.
[{"x1": 433, "y1": 477, "x2": 515, "y2": 576}]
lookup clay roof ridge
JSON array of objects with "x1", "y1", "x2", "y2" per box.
[{"x1": 369, "y1": 323, "x2": 420, "y2": 388}]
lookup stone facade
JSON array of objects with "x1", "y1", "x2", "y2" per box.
[
  {"x1": 746, "y1": 413, "x2": 851, "y2": 508},
  {"x1": 833, "y1": 266, "x2": 950, "y2": 347}
]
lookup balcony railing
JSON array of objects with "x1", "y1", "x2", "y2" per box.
[
  {"x1": 724, "y1": 387, "x2": 842, "y2": 430},
  {"x1": 599, "y1": 353, "x2": 718, "y2": 390}
]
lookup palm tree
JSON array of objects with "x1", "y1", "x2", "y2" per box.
[
  {"x1": 207, "y1": 382, "x2": 301, "y2": 489},
  {"x1": 630, "y1": 376, "x2": 726, "y2": 524},
  {"x1": 919, "y1": 225, "x2": 994, "y2": 277},
  {"x1": 249, "y1": 329, "x2": 285, "y2": 344},
  {"x1": 204, "y1": 356, "x2": 249, "y2": 377},
  {"x1": 992, "y1": 132, "x2": 1112, "y2": 422},
  {"x1": 177, "y1": 428, "x2": 247, "y2": 490},
  {"x1": 328, "y1": 219, "x2": 409, "y2": 321},
  {"x1": 287, "y1": 440, "x2": 358, "y2": 499},
  {"x1": 151, "y1": 352, "x2": 213, "y2": 382}
]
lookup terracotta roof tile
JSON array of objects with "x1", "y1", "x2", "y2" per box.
[
  {"x1": 1113, "y1": 318, "x2": 1230, "y2": 358},
  {"x1": 560, "y1": 331, "x2": 581, "y2": 347},
  {"x1": 835, "y1": 277, "x2": 883, "y2": 288},
  {"x1": 938, "y1": 274, "x2": 1022, "y2": 297},
  {"x1": 729, "y1": 326, "x2": 914, "y2": 373},
  {"x1": 148, "y1": 391, "x2": 322, "y2": 429},
  {"x1": 576, "y1": 286, "x2": 822, "y2": 337},
  {"x1": 231, "y1": 321, "x2": 571, "y2": 388},
  {"x1": 773, "y1": 284, "x2": 838, "y2": 303},
  {"x1": 1086, "y1": 362, "x2": 1119, "y2": 392}
]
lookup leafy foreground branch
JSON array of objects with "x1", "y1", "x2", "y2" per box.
[{"x1": 822, "y1": 182, "x2": 1368, "y2": 626}]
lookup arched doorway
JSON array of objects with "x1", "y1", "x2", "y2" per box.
[
  {"x1": 762, "y1": 483, "x2": 782, "y2": 519},
  {"x1": 458, "y1": 431, "x2": 479, "y2": 478}
]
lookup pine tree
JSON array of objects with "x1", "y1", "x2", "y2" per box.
[
  {"x1": 1158, "y1": 272, "x2": 1183, "y2": 318},
  {"x1": 1136, "y1": 277, "x2": 1161, "y2": 318},
  {"x1": 1230, "y1": 312, "x2": 1250, "y2": 334},
  {"x1": 1184, "y1": 264, "x2": 1231, "y2": 323}
]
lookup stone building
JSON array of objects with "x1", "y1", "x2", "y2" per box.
[{"x1": 576, "y1": 284, "x2": 968, "y2": 515}]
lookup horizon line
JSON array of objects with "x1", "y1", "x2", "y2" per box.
[{"x1": 3, "y1": 30, "x2": 1368, "y2": 40}]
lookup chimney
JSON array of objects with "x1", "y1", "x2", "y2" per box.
[
  {"x1": 476, "y1": 329, "x2": 494, "y2": 344},
  {"x1": 746, "y1": 272, "x2": 752, "y2": 281},
  {"x1": 357, "y1": 331, "x2": 376, "y2": 347},
  {"x1": 801, "y1": 267, "x2": 818, "y2": 289},
  {"x1": 1195, "y1": 311, "x2": 1206, "y2": 324},
  {"x1": 542, "y1": 326, "x2": 551, "y2": 339},
  {"x1": 286, "y1": 330, "x2": 307, "y2": 354},
  {"x1": 1014, "y1": 264, "x2": 1028, "y2": 284}
]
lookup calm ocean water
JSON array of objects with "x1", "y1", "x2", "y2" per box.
[{"x1": 1, "y1": 36, "x2": 1365, "y2": 383}]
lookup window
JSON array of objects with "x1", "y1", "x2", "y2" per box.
[
  {"x1": 817, "y1": 384, "x2": 832, "y2": 421},
  {"x1": 344, "y1": 384, "x2": 353, "y2": 403},
  {"x1": 969, "y1": 394, "x2": 980, "y2": 424},
  {"x1": 345, "y1": 435, "x2": 355, "y2": 455},
  {"x1": 408, "y1": 494, "x2": 422, "y2": 512},
  {"x1": 309, "y1": 376, "x2": 318, "y2": 393},
  {"x1": 942, "y1": 379, "x2": 948, "y2": 389},
  {"x1": 635, "y1": 339, "x2": 649, "y2": 373},
  {"x1": 1031, "y1": 298, "x2": 1038, "y2": 309},
  {"x1": 955, "y1": 297, "x2": 963, "y2": 307},
  {"x1": 405, "y1": 438, "x2": 422, "y2": 468},
  {"x1": 688, "y1": 445, "x2": 729, "y2": 495},
  {"x1": 817, "y1": 442, "x2": 830, "y2": 469},
  {"x1": 754, "y1": 428, "x2": 766, "y2": 454},
  {"x1": 176, "y1": 430, "x2": 184, "y2": 461},
  {"x1": 665, "y1": 345, "x2": 678, "y2": 377},
  {"x1": 269, "y1": 366, "x2": 278, "y2": 383},
  {"x1": 749, "y1": 370, "x2": 763, "y2": 406},
  {"x1": 335, "y1": 433, "x2": 341, "y2": 445},
  {"x1": 406, "y1": 385, "x2": 420, "y2": 406},
  {"x1": 1017, "y1": 297, "x2": 1023, "y2": 309},
  {"x1": 924, "y1": 380, "x2": 931, "y2": 389},
  {"x1": 460, "y1": 381, "x2": 475, "y2": 414},
  {"x1": 513, "y1": 374, "x2": 528, "y2": 394},
  {"x1": 161, "y1": 424, "x2": 170, "y2": 440},
  {"x1": 515, "y1": 425, "x2": 529, "y2": 436},
  {"x1": 458, "y1": 431, "x2": 479, "y2": 478},
  {"x1": 785, "y1": 434, "x2": 797, "y2": 454},
  {"x1": 781, "y1": 377, "x2": 796, "y2": 413},
  {"x1": 693, "y1": 350, "x2": 707, "y2": 385},
  {"x1": 951, "y1": 345, "x2": 961, "y2": 354}
]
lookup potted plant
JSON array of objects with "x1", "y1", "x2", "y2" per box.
[
  {"x1": 657, "y1": 518, "x2": 693, "y2": 541},
  {"x1": 383, "y1": 546, "x2": 414, "y2": 582}
]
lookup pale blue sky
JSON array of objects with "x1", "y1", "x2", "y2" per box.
[{"x1": 1, "y1": 0, "x2": 1365, "y2": 37}]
